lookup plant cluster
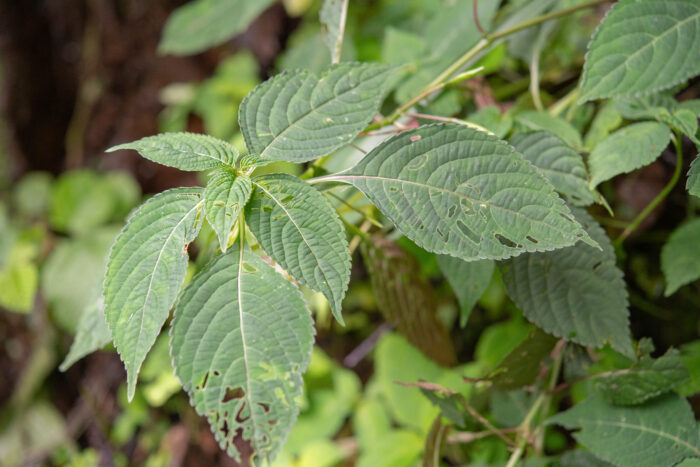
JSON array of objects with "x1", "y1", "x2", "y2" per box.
[{"x1": 47, "y1": 0, "x2": 700, "y2": 465}]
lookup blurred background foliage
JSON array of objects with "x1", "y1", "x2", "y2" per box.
[{"x1": 0, "y1": 0, "x2": 699, "y2": 466}]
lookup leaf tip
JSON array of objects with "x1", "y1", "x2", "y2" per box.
[
  {"x1": 106, "y1": 143, "x2": 131, "y2": 153},
  {"x1": 126, "y1": 375, "x2": 137, "y2": 402}
]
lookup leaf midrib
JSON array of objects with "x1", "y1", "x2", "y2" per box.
[
  {"x1": 128, "y1": 198, "x2": 203, "y2": 374},
  {"x1": 236, "y1": 242, "x2": 260, "y2": 450},
  {"x1": 332, "y1": 174, "x2": 580, "y2": 238},
  {"x1": 252, "y1": 181, "x2": 336, "y2": 305}
]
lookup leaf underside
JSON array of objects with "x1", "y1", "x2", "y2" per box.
[
  {"x1": 246, "y1": 173, "x2": 350, "y2": 324},
  {"x1": 499, "y1": 207, "x2": 634, "y2": 357},
  {"x1": 104, "y1": 188, "x2": 203, "y2": 400},
  {"x1": 551, "y1": 393, "x2": 700, "y2": 467},
  {"x1": 510, "y1": 131, "x2": 596, "y2": 206},
  {"x1": 60, "y1": 296, "x2": 111, "y2": 371},
  {"x1": 170, "y1": 244, "x2": 314, "y2": 464},
  {"x1": 319, "y1": 0, "x2": 348, "y2": 64},
  {"x1": 108, "y1": 132, "x2": 237, "y2": 171},
  {"x1": 239, "y1": 62, "x2": 394, "y2": 163},
  {"x1": 337, "y1": 124, "x2": 595, "y2": 262},
  {"x1": 436, "y1": 254, "x2": 494, "y2": 328},
  {"x1": 159, "y1": 0, "x2": 275, "y2": 55},
  {"x1": 580, "y1": 0, "x2": 700, "y2": 102},
  {"x1": 204, "y1": 169, "x2": 252, "y2": 252}
]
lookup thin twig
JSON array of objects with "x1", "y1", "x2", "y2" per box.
[
  {"x1": 448, "y1": 428, "x2": 519, "y2": 444},
  {"x1": 405, "y1": 112, "x2": 492, "y2": 134},
  {"x1": 349, "y1": 142, "x2": 367, "y2": 154},
  {"x1": 473, "y1": 0, "x2": 486, "y2": 35},
  {"x1": 344, "y1": 322, "x2": 392, "y2": 367}
]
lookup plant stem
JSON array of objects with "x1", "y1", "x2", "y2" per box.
[
  {"x1": 505, "y1": 395, "x2": 545, "y2": 467},
  {"x1": 490, "y1": 0, "x2": 608, "y2": 42},
  {"x1": 428, "y1": 0, "x2": 608, "y2": 90},
  {"x1": 406, "y1": 112, "x2": 491, "y2": 134},
  {"x1": 530, "y1": 50, "x2": 544, "y2": 111},
  {"x1": 459, "y1": 394, "x2": 516, "y2": 447},
  {"x1": 367, "y1": 0, "x2": 608, "y2": 131},
  {"x1": 615, "y1": 131, "x2": 684, "y2": 244},
  {"x1": 506, "y1": 340, "x2": 565, "y2": 467},
  {"x1": 534, "y1": 340, "x2": 566, "y2": 454},
  {"x1": 548, "y1": 87, "x2": 579, "y2": 118}
]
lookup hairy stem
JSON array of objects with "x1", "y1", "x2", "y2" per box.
[{"x1": 615, "y1": 131, "x2": 684, "y2": 244}]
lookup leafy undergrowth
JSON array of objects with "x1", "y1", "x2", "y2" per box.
[{"x1": 2, "y1": 1, "x2": 700, "y2": 466}]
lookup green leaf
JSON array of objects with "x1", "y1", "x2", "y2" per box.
[
  {"x1": 59, "y1": 296, "x2": 111, "y2": 371},
  {"x1": 49, "y1": 170, "x2": 135, "y2": 236},
  {"x1": 678, "y1": 340, "x2": 700, "y2": 397},
  {"x1": 170, "y1": 244, "x2": 314, "y2": 464},
  {"x1": 319, "y1": 0, "x2": 348, "y2": 64},
  {"x1": 488, "y1": 328, "x2": 558, "y2": 390},
  {"x1": 475, "y1": 318, "x2": 532, "y2": 370},
  {"x1": 104, "y1": 188, "x2": 204, "y2": 400},
  {"x1": 614, "y1": 95, "x2": 700, "y2": 144},
  {"x1": 246, "y1": 174, "x2": 350, "y2": 324},
  {"x1": 278, "y1": 32, "x2": 356, "y2": 75},
  {"x1": 550, "y1": 394, "x2": 700, "y2": 467},
  {"x1": 436, "y1": 255, "x2": 493, "y2": 327},
  {"x1": 394, "y1": 0, "x2": 499, "y2": 103},
  {"x1": 204, "y1": 169, "x2": 252, "y2": 252},
  {"x1": 596, "y1": 349, "x2": 690, "y2": 405},
  {"x1": 588, "y1": 122, "x2": 670, "y2": 189},
  {"x1": 283, "y1": 349, "x2": 360, "y2": 454},
  {"x1": 688, "y1": 157, "x2": 700, "y2": 198},
  {"x1": 417, "y1": 384, "x2": 467, "y2": 427},
  {"x1": 13, "y1": 171, "x2": 53, "y2": 219},
  {"x1": 42, "y1": 226, "x2": 119, "y2": 333},
  {"x1": 661, "y1": 218, "x2": 700, "y2": 295},
  {"x1": 467, "y1": 106, "x2": 513, "y2": 139},
  {"x1": 660, "y1": 109, "x2": 700, "y2": 145},
  {"x1": 679, "y1": 99, "x2": 700, "y2": 117},
  {"x1": 0, "y1": 261, "x2": 37, "y2": 313},
  {"x1": 373, "y1": 333, "x2": 470, "y2": 433},
  {"x1": 614, "y1": 94, "x2": 678, "y2": 121},
  {"x1": 108, "y1": 132, "x2": 237, "y2": 171},
  {"x1": 239, "y1": 63, "x2": 394, "y2": 163},
  {"x1": 361, "y1": 237, "x2": 455, "y2": 366},
  {"x1": 499, "y1": 207, "x2": 634, "y2": 357},
  {"x1": 510, "y1": 131, "x2": 597, "y2": 206},
  {"x1": 514, "y1": 111, "x2": 583, "y2": 149},
  {"x1": 560, "y1": 450, "x2": 614, "y2": 467},
  {"x1": 332, "y1": 124, "x2": 595, "y2": 262},
  {"x1": 490, "y1": 389, "x2": 538, "y2": 428},
  {"x1": 158, "y1": 0, "x2": 275, "y2": 55},
  {"x1": 584, "y1": 102, "x2": 623, "y2": 150},
  {"x1": 381, "y1": 27, "x2": 427, "y2": 66},
  {"x1": 579, "y1": 0, "x2": 700, "y2": 102}
]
